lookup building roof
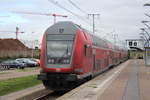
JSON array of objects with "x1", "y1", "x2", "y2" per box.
[
  {"x1": 0, "y1": 39, "x2": 29, "y2": 51},
  {"x1": 126, "y1": 39, "x2": 144, "y2": 41}
]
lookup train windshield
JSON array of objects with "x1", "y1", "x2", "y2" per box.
[
  {"x1": 47, "y1": 41, "x2": 73, "y2": 58},
  {"x1": 46, "y1": 34, "x2": 75, "y2": 64}
]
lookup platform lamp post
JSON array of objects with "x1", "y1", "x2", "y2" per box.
[
  {"x1": 140, "y1": 28, "x2": 150, "y2": 40},
  {"x1": 140, "y1": 33, "x2": 149, "y2": 47},
  {"x1": 145, "y1": 13, "x2": 150, "y2": 18},
  {"x1": 140, "y1": 35, "x2": 147, "y2": 43},
  {"x1": 140, "y1": 33, "x2": 149, "y2": 40},
  {"x1": 140, "y1": 28, "x2": 150, "y2": 47},
  {"x1": 143, "y1": 3, "x2": 150, "y2": 66},
  {"x1": 143, "y1": 4, "x2": 150, "y2": 20},
  {"x1": 139, "y1": 32, "x2": 150, "y2": 66},
  {"x1": 144, "y1": 3, "x2": 150, "y2": 6},
  {"x1": 141, "y1": 21, "x2": 150, "y2": 29},
  {"x1": 140, "y1": 36, "x2": 147, "y2": 53},
  {"x1": 140, "y1": 28, "x2": 150, "y2": 66}
]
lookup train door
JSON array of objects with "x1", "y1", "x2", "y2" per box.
[
  {"x1": 83, "y1": 44, "x2": 93, "y2": 73},
  {"x1": 109, "y1": 51, "x2": 113, "y2": 65},
  {"x1": 92, "y1": 49, "x2": 97, "y2": 76},
  {"x1": 93, "y1": 54, "x2": 96, "y2": 71}
]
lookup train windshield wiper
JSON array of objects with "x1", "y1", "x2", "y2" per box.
[{"x1": 61, "y1": 45, "x2": 69, "y2": 58}]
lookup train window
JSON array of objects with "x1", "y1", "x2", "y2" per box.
[
  {"x1": 83, "y1": 32, "x2": 88, "y2": 40},
  {"x1": 104, "y1": 59, "x2": 109, "y2": 67},
  {"x1": 47, "y1": 34, "x2": 75, "y2": 41},
  {"x1": 129, "y1": 42, "x2": 132, "y2": 46},
  {"x1": 59, "y1": 28, "x2": 64, "y2": 33},
  {"x1": 90, "y1": 47, "x2": 92, "y2": 56},
  {"x1": 84, "y1": 45, "x2": 87, "y2": 56},
  {"x1": 95, "y1": 60, "x2": 100, "y2": 70}
]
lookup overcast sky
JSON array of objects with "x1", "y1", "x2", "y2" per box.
[{"x1": 0, "y1": 0, "x2": 150, "y2": 44}]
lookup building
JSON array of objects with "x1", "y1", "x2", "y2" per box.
[
  {"x1": 126, "y1": 39, "x2": 144, "y2": 59},
  {"x1": 0, "y1": 39, "x2": 40, "y2": 59},
  {"x1": 126, "y1": 39, "x2": 144, "y2": 50}
]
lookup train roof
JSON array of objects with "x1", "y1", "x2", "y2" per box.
[{"x1": 45, "y1": 21, "x2": 80, "y2": 35}]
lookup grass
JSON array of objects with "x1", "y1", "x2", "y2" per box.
[
  {"x1": 0, "y1": 72, "x2": 10, "y2": 75},
  {"x1": 88, "y1": 84, "x2": 97, "y2": 88},
  {"x1": 16, "y1": 67, "x2": 40, "y2": 72},
  {"x1": 0, "y1": 75, "x2": 41, "y2": 96}
]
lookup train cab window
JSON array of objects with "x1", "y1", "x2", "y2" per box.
[
  {"x1": 129, "y1": 42, "x2": 132, "y2": 46},
  {"x1": 46, "y1": 34, "x2": 75, "y2": 64},
  {"x1": 83, "y1": 32, "x2": 88, "y2": 40},
  {"x1": 134, "y1": 42, "x2": 137, "y2": 46}
]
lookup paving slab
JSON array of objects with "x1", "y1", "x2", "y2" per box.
[
  {"x1": 57, "y1": 60, "x2": 130, "y2": 100},
  {"x1": 57, "y1": 59, "x2": 150, "y2": 100},
  {"x1": 98, "y1": 59, "x2": 150, "y2": 100},
  {"x1": 139, "y1": 60, "x2": 150, "y2": 100}
]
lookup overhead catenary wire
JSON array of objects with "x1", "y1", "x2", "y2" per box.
[
  {"x1": 48, "y1": 0, "x2": 92, "y2": 26},
  {"x1": 67, "y1": 0, "x2": 87, "y2": 15},
  {"x1": 48, "y1": 0, "x2": 112, "y2": 39}
]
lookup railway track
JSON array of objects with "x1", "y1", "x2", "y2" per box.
[
  {"x1": 33, "y1": 91, "x2": 53, "y2": 100},
  {"x1": 17, "y1": 89, "x2": 68, "y2": 100},
  {"x1": 34, "y1": 91, "x2": 68, "y2": 100}
]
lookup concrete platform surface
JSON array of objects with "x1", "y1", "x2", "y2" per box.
[{"x1": 57, "y1": 60, "x2": 150, "y2": 100}]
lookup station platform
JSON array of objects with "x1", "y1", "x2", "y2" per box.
[{"x1": 57, "y1": 59, "x2": 150, "y2": 100}]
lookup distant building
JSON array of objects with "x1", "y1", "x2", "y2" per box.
[
  {"x1": 126, "y1": 39, "x2": 144, "y2": 51},
  {"x1": 126, "y1": 39, "x2": 144, "y2": 59},
  {"x1": 0, "y1": 39, "x2": 40, "y2": 58},
  {"x1": 20, "y1": 40, "x2": 41, "y2": 49}
]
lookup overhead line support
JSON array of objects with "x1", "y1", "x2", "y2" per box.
[{"x1": 88, "y1": 14, "x2": 100, "y2": 34}]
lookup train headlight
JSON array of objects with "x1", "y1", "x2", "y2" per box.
[
  {"x1": 66, "y1": 59, "x2": 70, "y2": 63},
  {"x1": 63, "y1": 59, "x2": 70, "y2": 64},
  {"x1": 63, "y1": 59, "x2": 66, "y2": 63},
  {"x1": 48, "y1": 59, "x2": 51, "y2": 63},
  {"x1": 51, "y1": 59, "x2": 54, "y2": 63},
  {"x1": 48, "y1": 59, "x2": 55, "y2": 64}
]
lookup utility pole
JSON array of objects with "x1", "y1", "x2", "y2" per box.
[
  {"x1": 88, "y1": 14, "x2": 100, "y2": 34},
  {"x1": 113, "y1": 34, "x2": 118, "y2": 45}
]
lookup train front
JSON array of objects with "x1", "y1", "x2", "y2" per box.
[{"x1": 38, "y1": 21, "x2": 79, "y2": 90}]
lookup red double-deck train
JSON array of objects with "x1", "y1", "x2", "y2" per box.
[{"x1": 38, "y1": 21, "x2": 128, "y2": 90}]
